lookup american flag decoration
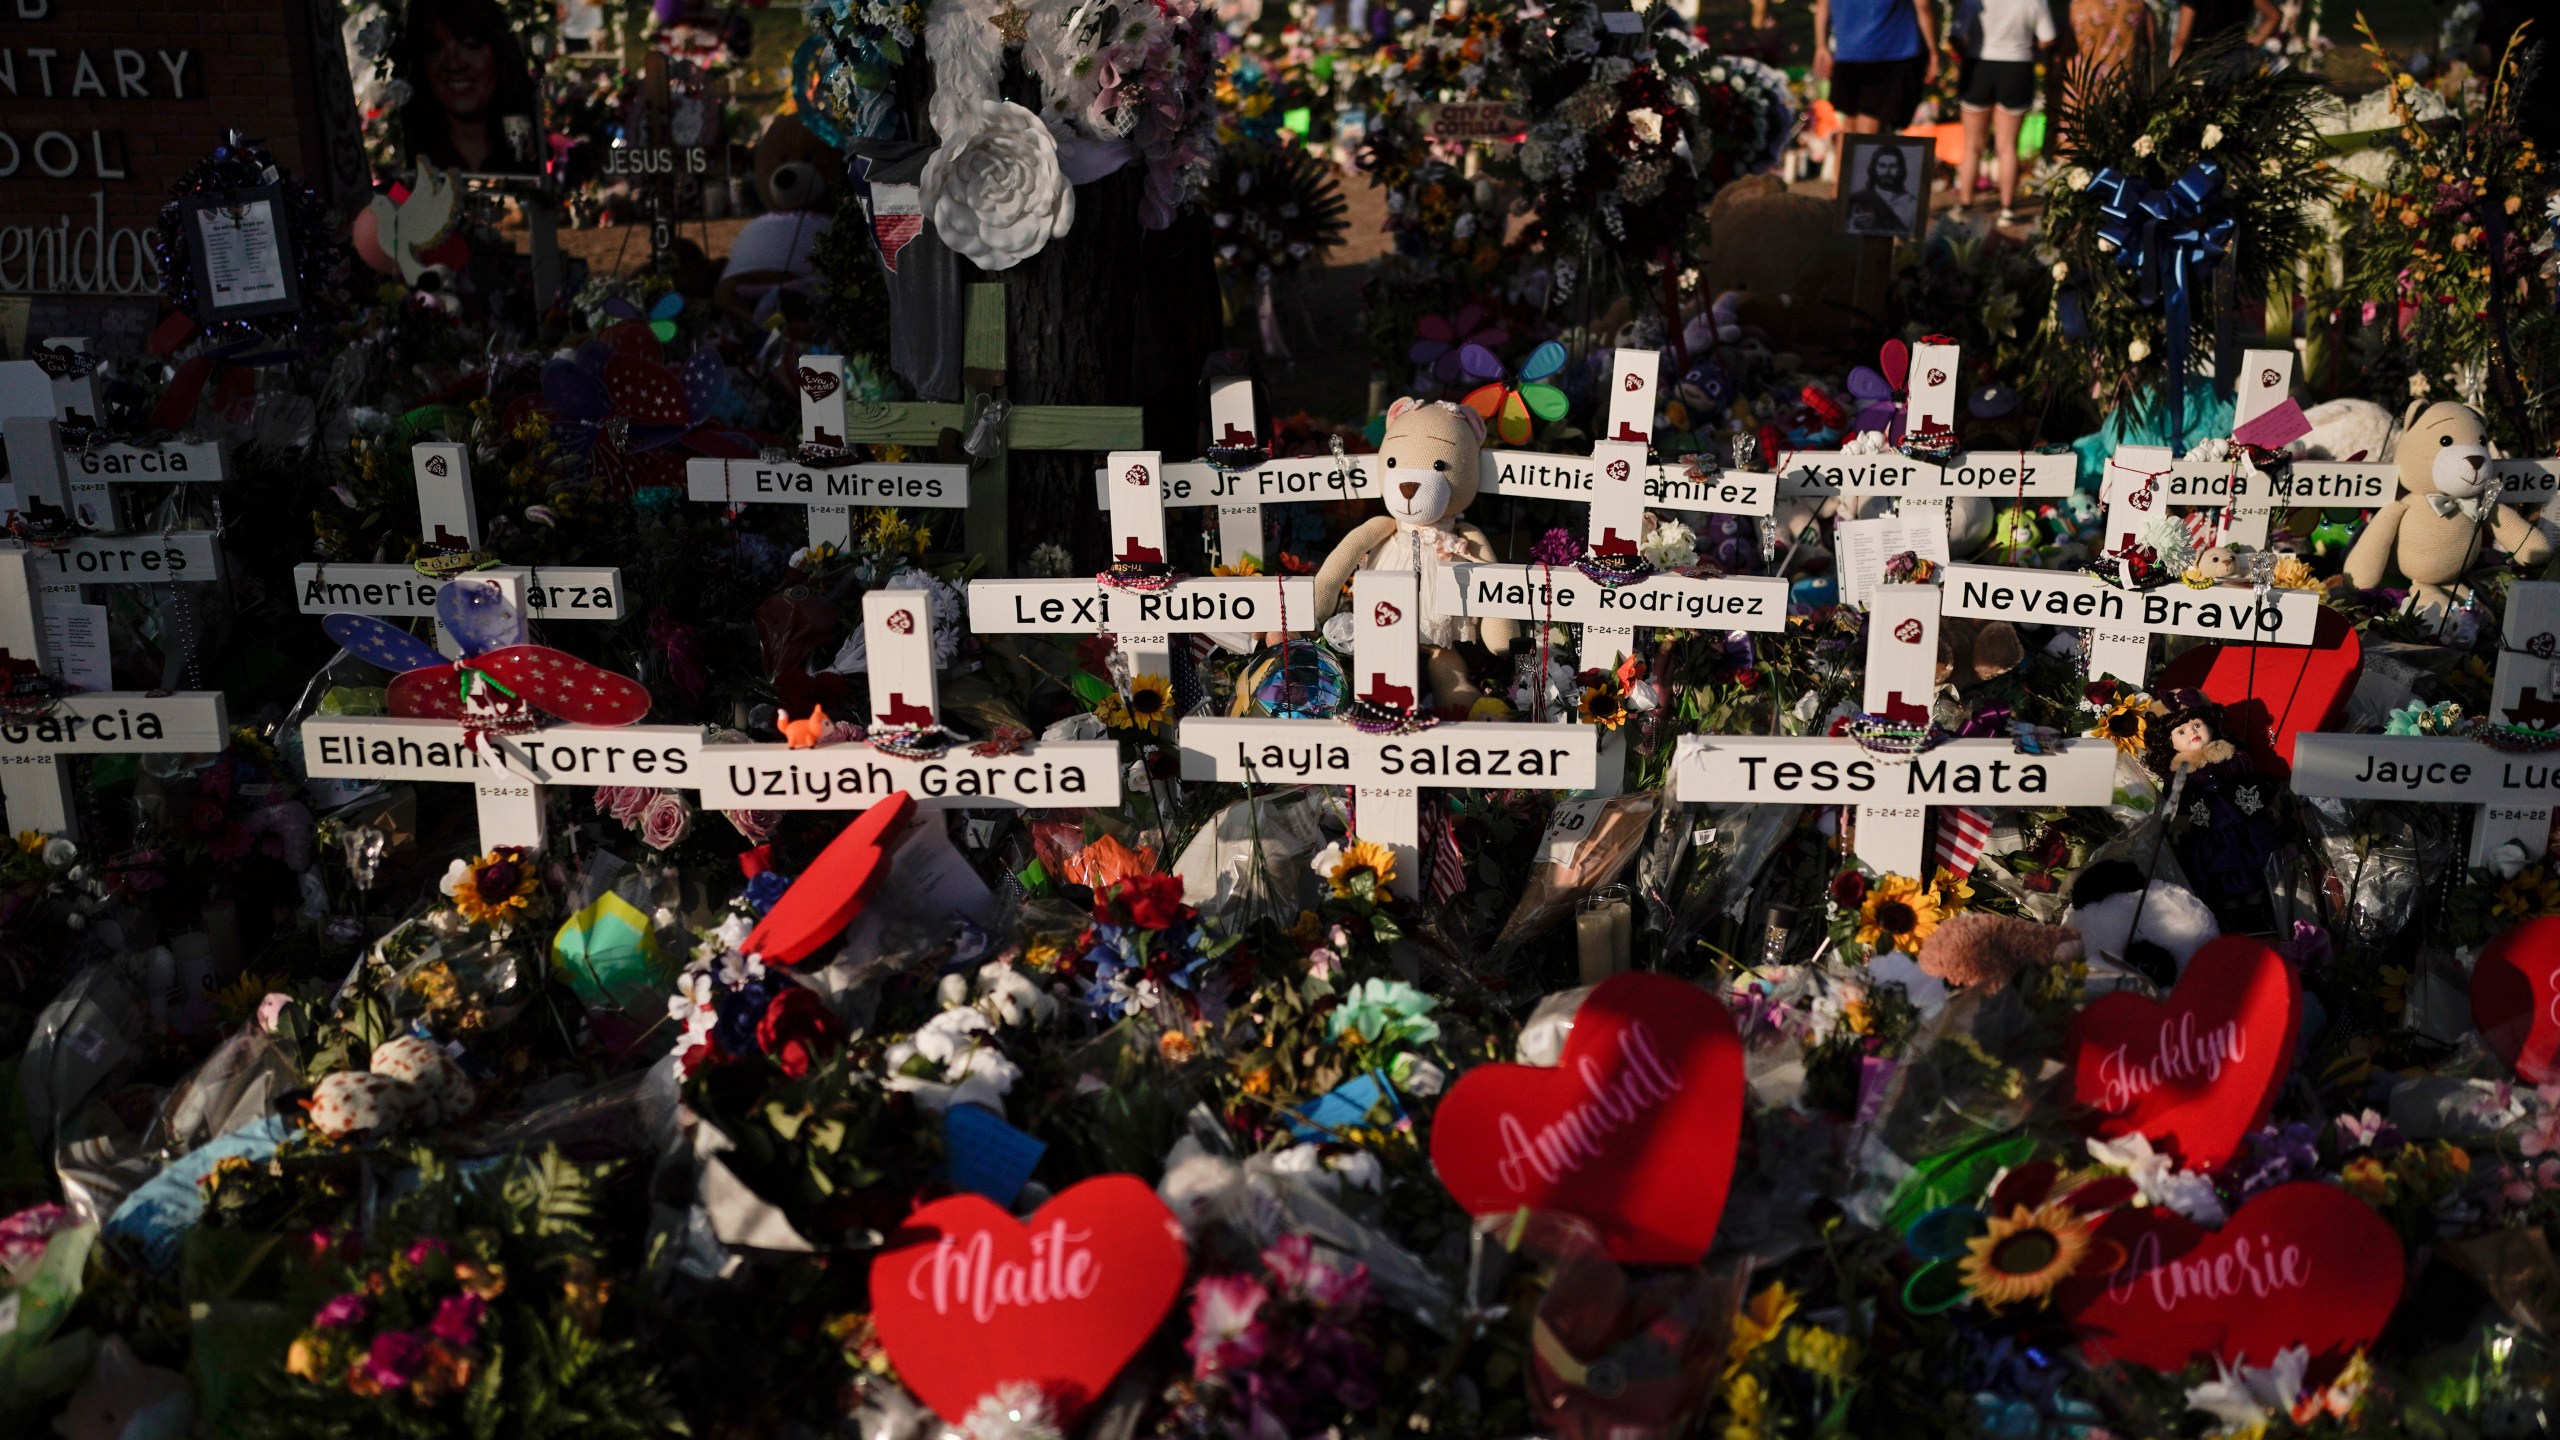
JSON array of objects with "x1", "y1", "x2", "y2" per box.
[
  {"x1": 1932, "y1": 805, "x2": 1996, "y2": 878},
  {"x1": 323, "y1": 580, "x2": 651, "y2": 731},
  {"x1": 1428, "y1": 795, "x2": 1467, "y2": 902},
  {"x1": 2181, "y1": 508, "x2": 2224, "y2": 555}
]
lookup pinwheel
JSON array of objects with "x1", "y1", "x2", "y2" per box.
[
  {"x1": 324, "y1": 579, "x2": 651, "y2": 732},
  {"x1": 1459, "y1": 339, "x2": 1572, "y2": 445},
  {"x1": 534, "y1": 325, "x2": 748, "y2": 492},
  {"x1": 602, "y1": 291, "x2": 685, "y2": 344},
  {"x1": 1407, "y1": 304, "x2": 1509, "y2": 387},
  {"x1": 1846, "y1": 338, "x2": 1911, "y2": 440}
]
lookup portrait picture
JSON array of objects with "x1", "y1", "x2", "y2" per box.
[
  {"x1": 395, "y1": 0, "x2": 544, "y2": 176},
  {"x1": 1839, "y1": 134, "x2": 1932, "y2": 238}
]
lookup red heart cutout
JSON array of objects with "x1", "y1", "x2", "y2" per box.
[
  {"x1": 604, "y1": 354, "x2": 692, "y2": 427},
  {"x1": 870, "y1": 1175, "x2": 1187, "y2": 1424},
  {"x1": 2058, "y1": 1182, "x2": 2403, "y2": 1371},
  {"x1": 742, "y1": 792, "x2": 916, "y2": 963},
  {"x1": 2473, "y1": 915, "x2": 2560, "y2": 1084},
  {"x1": 1428, "y1": 973, "x2": 1743, "y2": 1265},
  {"x1": 2065, "y1": 936, "x2": 2300, "y2": 1170},
  {"x1": 2154, "y1": 607, "x2": 2363, "y2": 779},
  {"x1": 797, "y1": 365, "x2": 841, "y2": 402}
]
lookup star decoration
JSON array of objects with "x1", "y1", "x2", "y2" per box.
[{"x1": 990, "y1": 0, "x2": 1029, "y2": 46}]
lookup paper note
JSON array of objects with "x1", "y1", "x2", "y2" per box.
[
  {"x1": 944, "y1": 1103, "x2": 1047, "y2": 1205},
  {"x1": 1833, "y1": 515, "x2": 1952, "y2": 607},
  {"x1": 41, "y1": 599, "x2": 110, "y2": 691},
  {"x1": 197, "y1": 199, "x2": 291, "y2": 310}
]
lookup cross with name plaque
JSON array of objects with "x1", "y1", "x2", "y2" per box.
[
  {"x1": 685, "y1": 354, "x2": 975, "y2": 551},
  {"x1": 294, "y1": 442, "x2": 627, "y2": 656},
  {"x1": 691, "y1": 588, "x2": 1121, "y2": 812},
  {"x1": 1179, "y1": 568, "x2": 1597, "y2": 898},
  {"x1": 1937, "y1": 561, "x2": 2323, "y2": 689},
  {"x1": 971, "y1": 450, "x2": 1317, "y2": 680},
  {"x1": 2099, "y1": 348, "x2": 2306, "y2": 556},
  {"x1": 1468, "y1": 348, "x2": 1780, "y2": 522},
  {"x1": 2291, "y1": 581, "x2": 2560, "y2": 870},
  {"x1": 0, "y1": 549, "x2": 230, "y2": 838},
  {"x1": 1671, "y1": 581, "x2": 2117, "y2": 875}
]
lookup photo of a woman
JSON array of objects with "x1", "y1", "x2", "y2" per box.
[{"x1": 396, "y1": 0, "x2": 543, "y2": 175}]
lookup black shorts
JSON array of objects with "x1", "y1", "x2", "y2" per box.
[
  {"x1": 1830, "y1": 56, "x2": 1927, "y2": 128},
  {"x1": 1959, "y1": 56, "x2": 2037, "y2": 112}
]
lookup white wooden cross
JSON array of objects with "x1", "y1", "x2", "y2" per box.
[
  {"x1": 1937, "y1": 561, "x2": 2321, "y2": 689},
  {"x1": 2103, "y1": 347, "x2": 2302, "y2": 555},
  {"x1": 684, "y1": 355, "x2": 973, "y2": 549},
  {"x1": 1470, "y1": 348, "x2": 1780, "y2": 522},
  {"x1": 691, "y1": 589, "x2": 1121, "y2": 812},
  {"x1": 1179, "y1": 568, "x2": 1597, "y2": 897},
  {"x1": 294, "y1": 442, "x2": 626, "y2": 657},
  {"x1": 1670, "y1": 582, "x2": 2116, "y2": 876},
  {"x1": 971, "y1": 450, "x2": 1317, "y2": 680},
  {"x1": 1773, "y1": 340, "x2": 2077, "y2": 546},
  {"x1": 0, "y1": 549, "x2": 230, "y2": 838},
  {"x1": 297, "y1": 714, "x2": 707, "y2": 853},
  {"x1": 2292, "y1": 579, "x2": 2560, "y2": 871}
]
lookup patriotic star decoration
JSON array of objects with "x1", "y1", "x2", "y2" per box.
[{"x1": 322, "y1": 579, "x2": 650, "y2": 729}]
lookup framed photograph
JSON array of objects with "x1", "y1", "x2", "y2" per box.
[
  {"x1": 1838, "y1": 134, "x2": 1932, "y2": 239},
  {"x1": 181, "y1": 185, "x2": 305, "y2": 321},
  {"x1": 395, "y1": 0, "x2": 546, "y2": 177}
]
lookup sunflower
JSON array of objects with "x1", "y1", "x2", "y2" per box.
[
  {"x1": 2269, "y1": 554, "x2": 2320, "y2": 591},
  {"x1": 2087, "y1": 693, "x2": 2157, "y2": 756},
  {"x1": 2491, "y1": 866, "x2": 2560, "y2": 921},
  {"x1": 1855, "y1": 874, "x2": 1942, "y2": 954},
  {"x1": 1931, "y1": 866, "x2": 1974, "y2": 913},
  {"x1": 443, "y1": 847, "x2": 540, "y2": 930},
  {"x1": 1108, "y1": 674, "x2": 1176, "y2": 733},
  {"x1": 1958, "y1": 1203, "x2": 2092, "y2": 1310},
  {"x1": 1321, "y1": 838, "x2": 1398, "y2": 898},
  {"x1": 1578, "y1": 683, "x2": 1629, "y2": 729}
]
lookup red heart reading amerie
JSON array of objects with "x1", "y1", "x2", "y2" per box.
[
  {"x1": 2065, "y1": 936, "x2": 2299, "y2": 1170},
  {"x1": 2154, "y1": 608, "x2": 2363, "y2": 779},
  {"x1": 1429, "y1": 972, "x2": 1743, "y2": 1264},
  {"x1": 870, "y1": 1175, "x2": 1187, "y2": 1424},
  {"x1": 2057, "y1": 1182, "x2": 2403, "y2": 1371},
  {"x1": 2472, "y1": 914, "x2": 2560, "y2": 1084}
]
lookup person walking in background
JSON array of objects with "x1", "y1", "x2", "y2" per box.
[
  {"x1": 2170, "y1": 0, "x2": 2279, "y2": 63},
  {"x1": 1814, "y1": 0, "x2": 1942, "y2": 133},
  {"x1": 2046, "y1": 0, "x2": 2154, "y2": 148},
  {"x1": 1950, "y1": 0, "x2": 2055, "y2": 226}
]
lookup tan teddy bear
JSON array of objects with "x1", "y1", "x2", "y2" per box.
[
  {"x1": 2343, "y1": 399, "x2": 2553, "y2": 633},
  {"x1": 1312, "y1": 399, "x2": 1520, "y2": 713}
]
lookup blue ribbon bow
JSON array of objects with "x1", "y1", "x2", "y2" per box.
[{"x1": 2086, "y1": 161, "x2": 2235, "y2": 451}]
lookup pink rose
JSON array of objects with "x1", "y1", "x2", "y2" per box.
[
  {"x1": 594, "y1": 786, "x2": 652, "y2": 826},
  {"x1": 723, "y1": 809, "x2": 779, "y2": 844},
  {"x1": 640, "y1": 791, "x2": 694, "y2": 851}
]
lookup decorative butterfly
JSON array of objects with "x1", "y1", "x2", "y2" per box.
[
  {"x1": 1459, "y1": 339, "x2": 1570, "y2": 446},
  {"x1": 1407, "y1": 303, "x2": 1509, "y2": 387},
  {"x1": 603, "y1": 291, "x2": 684, "y2": 344},
  {"x1": 323, "y1": 579, "x2": 651, "y2": 731},
  {"x1": 366, "y1": 161, "x2": 460, "y2": 285},
  {"x1": 1846, "y1": 338, "x2": 1911, "y2": 441}
]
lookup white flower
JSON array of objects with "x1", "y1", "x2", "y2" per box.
[
  {"x1": 1625, "y1": 107, "x2": 1664, "y2": 145},
  {"x1": 974, "y1": 960, "x2": 1058, "y2": 1028},
  {"x1": 1639, "y1": 519, "x2": 1698, "y2": 570},
  {"x1": 1841, "y1": 429, "x2": 1892, "y2": 456},
  {"x1": 1391, "y1": 1052, "x2": 1446, "y2": 1096},
  {"x1": 1330, "y1": 1150, "x2": 1385, "y2": 1191},
  {"x1": 2133, "y1": 135, "x2": 2157, "y2": 158},
  {"x1": 1270, "y1": 1143, "x2": 1324, "y2": 1175},
  {"x1": 2185, "y1": 1347, "x2": 2311, "y2": 1434},
  {"x1": 2201, "y1": 123, "x2": 2225, "y2": 150},
  {"x1": 1309, "y1": 841, "x2": 1347, "y2": 880},
  {"x1": 2128, "y1": 338, "x2": 2152, "y2": 363},
  {"x1": 921, "y1": 100, "x2": 1076, "y2": 271},
  {"x1": 40, "y1": 838, "x2": 76, "y2": 869},
  {"x1": 960, "y1": 1381, "x2": 1065, "y2": 1440},
  {"x1": 2087, "y1": 1133, "x2": 2227, "y2": 1224}
]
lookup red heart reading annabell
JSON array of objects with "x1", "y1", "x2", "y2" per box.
[
  {"x1": 2065, "y1": 936, "x2": 2299, "y2": 1170},
  {"x1": 2154, "y1": 608, "x2": 2363, "y2": 778},
  {"x1": 1428, "y1": 972, "x2": 1743, "y2": 1265},
  {"x1": 2057, "y1": 1182, "x2": 2402, "y2": 1372},
  {"x1": 2472, "y1": 915, "x2": 2560, "y2": 1084},
  {"x1": 870, "y1": 1175, "x2": 1188, "y2": 1424}
]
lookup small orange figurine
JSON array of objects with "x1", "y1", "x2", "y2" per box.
[{"x1": 780, "y1": 705, "x2": 829, "y2": 749}]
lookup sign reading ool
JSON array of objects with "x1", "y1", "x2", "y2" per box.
[
  {"x1": 693, "y1": 591, "x2": 1119, "y2": 810},
  {"x1": 686, "y1": 356, "x2": 972, "y2": 546},
  {"x1": 1671, "y1": 584, "x2": 2114, "y2": 874},
  {"x1": 1179, "y1": 569, "x2": 1595, "y2": 896}
]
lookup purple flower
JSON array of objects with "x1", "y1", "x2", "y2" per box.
[
  {"x1": 1185, "y1": 1273, "x2": 1270, "y2": 1379},
  {"x1": 313, "y1": 1293, "x2": 369, "y2": 1329},
  {"x1": 2276, "y1": 920, "x2": 2332, "y2": 971},
  {"x1": 363, "y1": 1330, "x2": 431, "y2": 1390},
  {"x1": 2236, "y1": 1120, "x2": 2322, "y2": 1199},
  {"x1": 430, "y1": 1292, "x2": 486, "y2": 1348},
  {"x1": 1531, "y1": 527, "x2": 1581, "y2": 566}
]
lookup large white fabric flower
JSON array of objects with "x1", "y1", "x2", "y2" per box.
[{"x1": 922, "y1": 99, "x2": 1077, "y2": 271}]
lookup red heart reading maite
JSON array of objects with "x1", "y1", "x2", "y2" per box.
[
  {"x1": 2065, "y1": 936, "x2": 2300, "y2": 1170},
  {"x1": 2057, "y1": 1182, "x2": 2403, "y2": 1371},
  {"x1": 870, "y1": 1175, "x2": 1187, "y2": 1424},
  {"x1": 1429, "y1": 972, "x2": 1743, "y2": 1265},
  {"x1": 2472, "y1": 915, "x2": 2560, "y2": 1084},
  {"x1": 2154, "y1": 608, "x2": 2363, "y2": 779}
]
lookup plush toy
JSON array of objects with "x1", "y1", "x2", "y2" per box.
[
  {"x1": 2342, "y1": 400, "x2": 2554, "y2": 630},
  {"x1": 1312, "y1": 399, "x2": 1519, "y2": 713},
  {"x1": 717, "y1": 113, "x2": 841, "y2": 330}
]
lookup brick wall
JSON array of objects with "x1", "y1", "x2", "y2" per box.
[{"x1": 0, "y1": 0, "x2": 363, "y2": 294}]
